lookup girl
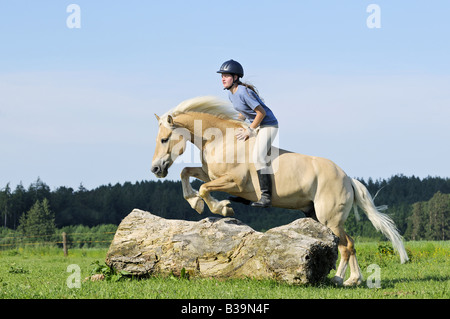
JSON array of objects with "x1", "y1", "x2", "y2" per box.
[{"x1": 217, "y1": 59, "x2": 278, "y2": 208}]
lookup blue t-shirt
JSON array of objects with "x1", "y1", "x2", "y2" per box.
[{"x1": 228, "y1": 85, "x2": 278, "y2": 126}]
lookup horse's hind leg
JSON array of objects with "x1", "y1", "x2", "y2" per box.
[
  {"x1": 330, "y1": 226, "x2": 363, "y2": 286},
  {"x1": 329, "y1": 226, "x2": 350, "y2": 286},
  {"x1": 315, "y1": 189, "x2": 362, "y2": 286},
  {"x1": 343, "y1": 232, "x2": 363, "y2": 286}
]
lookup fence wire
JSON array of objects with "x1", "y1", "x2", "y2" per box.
[{"x1": 0, "y1": 231, "x2": 115, "y2": 250}]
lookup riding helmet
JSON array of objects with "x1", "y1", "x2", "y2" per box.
[{"x1": 216, "y1": 59, "x2": 244, "y2": 78}]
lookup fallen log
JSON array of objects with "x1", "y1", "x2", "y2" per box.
[{"x1": 105, "y1": 209, "x2": 338, "y2": 284}]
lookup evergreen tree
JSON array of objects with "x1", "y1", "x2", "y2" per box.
[
  {"x1": 17, "y1": 198, "x2": 56, "y2": 236},
  {"x1": 426, "y1": 192, "x2": 449, "y2": 240},
  {"x1": 405, "y1": 192, "x2": 450, "y2": 240},
  {"x1": 0, "y1": 183, "x2": 11, "y2": 228},
  {"x1": 407, "y1": 201, "x2": 427, "y2": 240}
]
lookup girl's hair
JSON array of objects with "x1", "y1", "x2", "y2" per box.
[
  {"x1": 237, "y1": 80, "x2": 265, "y2": 102},
  {"x1": 237, "y1": 80, "x2": 259, "y2": 95}
]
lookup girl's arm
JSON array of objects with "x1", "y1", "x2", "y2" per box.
[
  {"x1": 250, "y1": 105, "x2": 266, "y2": 129},
  {"x1": 236, "y1": 106, "x2": 266, "y2": 141}
]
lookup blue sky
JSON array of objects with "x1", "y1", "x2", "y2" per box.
[{"x1": 1, "y1": 1, "x2": 449, "y2": 190}]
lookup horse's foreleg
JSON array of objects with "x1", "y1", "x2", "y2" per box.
[
  {"x1": 180, "y1": 167, "x2": 210, "y2": 214},
  {"x1": 198, "y1": 175, "x2": 240, "y2": 217}
]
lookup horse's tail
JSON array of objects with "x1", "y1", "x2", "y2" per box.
[{"x1": 350, "y1": 178, "x2": 409, "y2": 264}]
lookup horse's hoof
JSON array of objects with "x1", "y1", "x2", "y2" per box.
[
  {"x1": 332, "y1": 276, "x2": 344, "y2": 286},
  {"x1": 194, "y1": 199, "x2": 204, "y2": 214},
  {"x1": 344, "y1": 277, "x2": 363, "y2": 287},
  {"x1": 221, "y1": 205, "x2": 235, "y2": 217},
  {"x1": 187, "y1": 196, "x2": 204, "y2": 214}
]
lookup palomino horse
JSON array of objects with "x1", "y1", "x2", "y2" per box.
[{"x1": 151, "y1": 96, "x2": 408, "y2": 286}]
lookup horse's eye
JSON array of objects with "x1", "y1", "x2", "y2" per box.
[{"x1": 161, "y1": 138, "x2": 169, "y2": 144}]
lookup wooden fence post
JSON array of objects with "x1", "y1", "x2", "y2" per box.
[{"x1": 62, "y1": 232, "x2": 68, "y2": 257}]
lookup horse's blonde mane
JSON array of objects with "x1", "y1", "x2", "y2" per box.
[{"x1": 161, "y1": 96, "x2": 242, "y2": 123}]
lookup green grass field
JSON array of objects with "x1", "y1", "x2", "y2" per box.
[{"x1": 0, "y1": 241, "x2": 448, "y2": 299}]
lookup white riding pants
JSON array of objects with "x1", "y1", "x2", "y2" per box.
[{"x1": 253, "y1": 125, "x2": 278, "y2": 172}]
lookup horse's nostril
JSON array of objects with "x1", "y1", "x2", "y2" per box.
[{"x1": 151, "y1": 166, "x2": 160, "y2": 174}]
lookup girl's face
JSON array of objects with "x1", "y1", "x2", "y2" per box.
[{"x1": 221, "y1": 73, "x2": 235, "y2": 89}]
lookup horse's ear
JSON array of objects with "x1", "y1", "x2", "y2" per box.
[
  {"x1": 167, "y1": 115, "x2": 174, "y2": 126},
  {"x1": 154, "y1": 114, "x2": 160, "y2": 121}
]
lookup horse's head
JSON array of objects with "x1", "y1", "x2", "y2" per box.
[{"x1": 151, "y1": 114, "x2": 190, "y2": 178}]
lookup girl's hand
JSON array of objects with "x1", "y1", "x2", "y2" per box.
[{"x1": 236, "y1": 128, "x2": 255, "y2": 141}]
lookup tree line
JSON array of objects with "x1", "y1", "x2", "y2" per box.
[{"x1": 0, "y1": 174, "x2": 449, "y2": 241}]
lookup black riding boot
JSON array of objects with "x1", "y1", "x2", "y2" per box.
[{"x1": 251, "y1": 170, "x2": 272, "y2": 208}]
